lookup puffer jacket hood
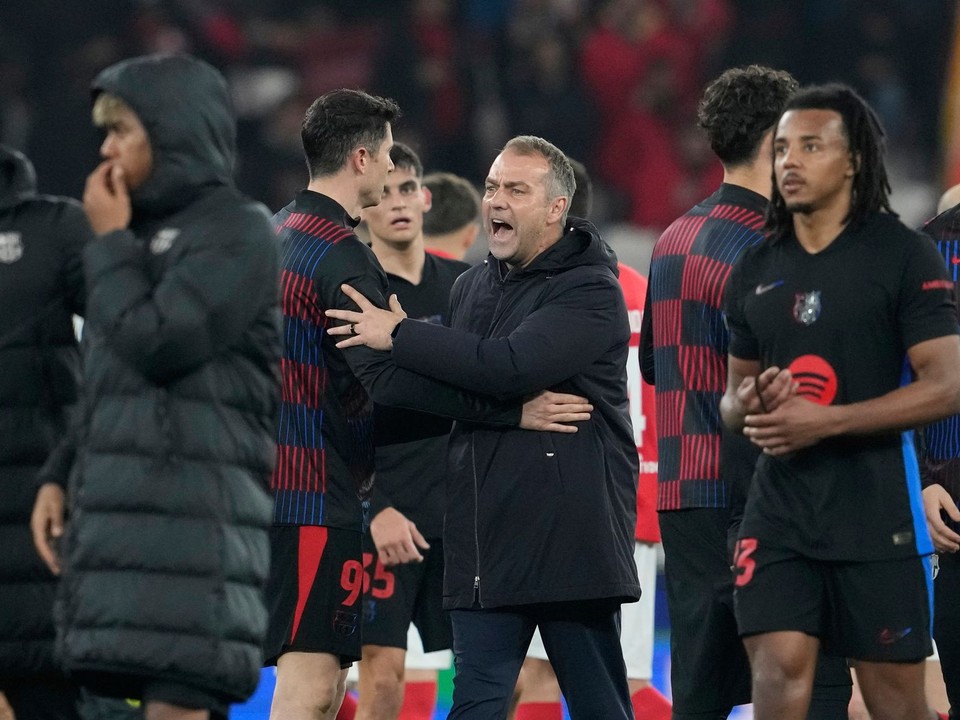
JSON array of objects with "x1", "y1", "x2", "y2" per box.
[
  {"x1": 0, "y1": 145, "x2": 37, "y2": 209},
  {"x1": 91, "y1": 54, "x2": 236, "y2": 216}
]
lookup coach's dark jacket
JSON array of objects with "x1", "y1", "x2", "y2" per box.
[
  {"x1": 54, "y1": 54, "x2": 280, "y2": 702},
  {"x1": 0, "y1": 146, "x2": 89, "y2": 681},
  {"x1": 391, "y1": 218, "x2": 640, "y2": 609}
]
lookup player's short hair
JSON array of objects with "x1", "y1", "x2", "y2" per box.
[
  {"x1": 698, "y1": 65, "x2": 798, "y2": 167},
  {"x1": 301, "y1": 89, "x2": 400, "y2": 179},
  {"x1": 422, "y1": 172, "x2": 481, "y2": 235},
  {"x1": 389, "y1": 142, "x2": 422, "y2": 178}
]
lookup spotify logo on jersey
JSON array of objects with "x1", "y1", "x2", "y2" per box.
[{"x1": 787, "y1": 354, "x2": 837, "y2": 405}]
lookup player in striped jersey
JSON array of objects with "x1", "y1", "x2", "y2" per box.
[
  {"x1": 916, "y1": 188, "x2": 960, "y2": 720},
  {"x1": 642, "y1": 67, "x2": 853, "y2": 719}
]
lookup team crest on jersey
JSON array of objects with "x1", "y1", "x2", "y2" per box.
[
  {"x1": 793, "y1": 291, "x2": 821, "y2": 325},
  {"x1": 149, "y1": 228, "x2": 180, "y2": 254},
  {"x1": 0, "y1": 232, "x2": 23, "y2": 263}
]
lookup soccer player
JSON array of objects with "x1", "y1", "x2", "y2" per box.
[
  {"x1": 641, "y1": 65, "x2": 855, "y2": 719},
  {"x1": 721, "y1": 83, "x2": 960, "y2": 720}
]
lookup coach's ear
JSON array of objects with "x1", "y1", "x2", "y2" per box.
[{"x1": 547, "y1": 194, "x2": 568, "y2": 227}]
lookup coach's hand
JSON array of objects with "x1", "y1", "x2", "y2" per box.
[
  {"x1": 521, "y1": 390, "x2": 592, "y2": 433},
  {"x1": 326, "y1": 284, "x2": 406, "y2": 351},
  {"x1": 371, "y1": 507, "x2": 429, "y2": 566},
  {"x1": 923, "y1": 484, "x2": 960, "y2": 553}
]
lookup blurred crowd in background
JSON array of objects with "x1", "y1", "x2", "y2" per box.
[{"x1": 1, "y1": 0, "x2": 956, "y2": 262}]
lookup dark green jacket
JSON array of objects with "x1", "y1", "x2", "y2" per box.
[{"x1": 56, "y1": 54, "x2": 280, "y2": 703}]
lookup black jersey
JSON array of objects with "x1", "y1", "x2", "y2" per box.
[
  {"x1": 372, "y1": 252, "x2": 470, "y2": 538},
  {"x1": 725, "y1": 212, "x2": 957, "y2": 561}
]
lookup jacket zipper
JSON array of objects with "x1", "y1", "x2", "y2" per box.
[
  {"x1": 471, "y1": 435, "x2": 482, "y2": 607},
  {"x1": 471, "y1": 268, "x2": 523, "y2": 607},
  {"x1": 472, "y1": 274, "x2": 510, "y2": 607}
]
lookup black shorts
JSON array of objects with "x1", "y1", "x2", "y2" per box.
[
  {"x1": 659, "y1": 508, "x2": 751, "y2": 715},
  {"x1": 264, "y1": 525, "x2": 364, "y2": 666},
  {"x1": 360, "y1": 537, "x2": 451, "y2": 652},
  {"x1": 733, "y1": 538, "x2": 933, "y2": 662}
]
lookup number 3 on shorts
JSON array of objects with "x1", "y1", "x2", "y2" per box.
[{"x1": 733, "y1": 537, "x2": 758, "y2": 587}]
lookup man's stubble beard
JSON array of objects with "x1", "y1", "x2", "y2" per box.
[{"x1": 785, "y1": 201, "x2": 815, "y2": 215}]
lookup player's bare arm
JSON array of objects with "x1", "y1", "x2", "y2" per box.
[
  {"x1": 834, "y1": 335, "x2": 960, "y2": 433},
  {"x1": 744, "y1": 335, "x2": 960, "y2": 456}
]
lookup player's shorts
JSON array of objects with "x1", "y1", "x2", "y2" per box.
[
  {"x1": 733, "y1": 538, "x2": 933, "y2": 663},
  {"x1": 526, "y1": 541, "x2": 657, "y2": 680},
  {"x1": 658, "y1": 508, "x2": 751, "y2": 715},
  {"x1": 263, "y1": 525, "x2": 364, "y2": 666},
  {"x1": 360, "y1": 539, "x2": 451, "y2": 653}
]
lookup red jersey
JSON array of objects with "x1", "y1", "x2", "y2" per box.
[{"x1": 619, "y1": 263, "x2": 659, "y2": 543}]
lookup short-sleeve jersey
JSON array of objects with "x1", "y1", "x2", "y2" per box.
[{"x1": 725, "y1": 212, "x2": 957, "y2": 561}]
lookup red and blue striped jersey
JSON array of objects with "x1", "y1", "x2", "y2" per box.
[
  {"x1": 271, "y1": 191, "x2": 389, "y2": 529},
  {"x1": 642, "y1": 184, "x2": 767, "y2": 510},
  {"x1": 918, "y1": 205, "x2": 960, "y2": 527}
]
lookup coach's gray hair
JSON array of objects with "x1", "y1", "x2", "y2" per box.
[{"x1": 503, "y1": 135, "x2": 576, "y2": 221}]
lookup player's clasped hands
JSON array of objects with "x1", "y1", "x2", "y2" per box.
[{"x1": 737, "y1": 366, "x2": 831, "y2": 455}]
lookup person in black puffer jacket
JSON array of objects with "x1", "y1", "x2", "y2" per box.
[
  {"x1": 30, "y1": 54, "x2": 280, "y2": 720},
  {"x1": 0, "y1": 144, "x2": 91, "y2": 719}
]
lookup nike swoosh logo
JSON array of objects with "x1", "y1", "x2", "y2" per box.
[
  {"x1": 878, "y1": 627, "x2": 912, "y2": 645},
  {"x1": 755, "y1": 281, "x2": 784, "y2": 295}
]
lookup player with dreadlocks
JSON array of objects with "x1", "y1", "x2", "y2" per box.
[{"x1": 721, "y1": 83, "x2": 960, "y2": 720}]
